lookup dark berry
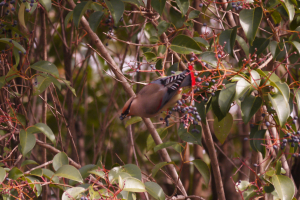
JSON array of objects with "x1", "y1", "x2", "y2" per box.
[
  {"x1": 190, "y1": 57, "x2": 195, "y2": 61},
  {"x1": 199, "y1": 3, "x2": 203, "y2": 7},
  {"x1": 105, "y1": 43, "x2": 108, "y2": 46},
  {"x1": 294, "y1": 116, "x2": 298, "y2": 120},
  {"x1": 293, "y1": 120, "x2": 297, "y2": 124},
  {"x1": 253, "y1": 163, "x2": 258, "y2": 167},
  {"x1": 203, "y1": 23, "x2": 207, "y2": 26},
  {"x1": 211, "y1": 92, "x2": 215, "y2": 96},
  {"x1": 205, "y1": 82, "x2": 209, "y2": 86},
  {"x1": 30, "y1": 3, "x2": 33, "y2": 7},
  {"x1": 25, "y1": 8, "x2": 29, "y2": 12},
  {"x1": 160, "y1": 118, "x2": 163, "y2": 121},
  {"x1": 293, "y1": 154, "x2": 297, "y2": 157},
  {"x1": 262, "y1": 113, "x2": 265, "y2": 117},
  {"x1": 273, "y1": 145, "x2": 278, "y2": 149},
  {"x1": 11, "y1": 7, "x2": 15, "y2": 11},
  {"x1": 265, "y1": 121, "x2": 270, "y2": 127},
  {"x1": 244, "y1": 138, "x2": 248, "y2": 141},
  {"x1": 196, "y1": 77, "x2": 202, "y2": 82},
  {"x1": 218, "y1": 54, "x2": 221, "y2": 58}
]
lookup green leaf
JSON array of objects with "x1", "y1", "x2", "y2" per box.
[
  {"x1": 8, "y1": 167, "x2": 23, "y2": 180},
  {"x1": 30, "y1": 168, "x2": 43, "y2": 177},
  {"x1": 105, "y1": 0, "x2": 125, "y2": 25},
  {"x1": 19, "y1": 129, "x2": 36, "y2": 156},
  {"x1": 0, "y1": 38, "x2": 26, "y2": 53},
  {"x1": 154, "y1": 141, "x2": 178, "y2": 152},
  {"x1": 193, "y1": 37, "x2": 209, "y2": 49},
  {"x1": 236, "y1": 35, "x2": 249, "y2": 57},
  {"x1": 69, "y1": 164, "x2": 99, "y2": 185},
  {"x1": 123, "y1": 164, "x2": 142, "y2": 180},
  {"x1": 0, "y1": 76, "x2": 5, "y2": 89},
  {"x1": 264, "y1": 184, "x2": 275, "y2": 193},
  {"x1": 55, "y1": 165, "x2": 83, "y2": 183},
  {"x1": 158, "y1": 45, "x2": 166, "y2": 55},
  {"x1": 89, "y1": 11, "x2": 104, "y2": 32},
  {"x1": 195, "y1": 97, "x2": 211, "y2": 124},
  {"x1": 151, "y1": 0, "x2": 166, "y2": 15},
  {"x1": 65, "y1": 11, "x2": 73, "y2": 28},
  {"x1": 241, "y1": 95, "x2": 262, "y2": 124},
  {"x1": 268, "y1": 82, "x2": 290, "y2": 127},
  {"x1": 31, "y1": 60, "x2": 59, "y2": 77},
  {"x1": 91, "y1": 2, "x2": 103, "y2": 11},
  {"x1": 219, "y1": 83, "x2": 236, "y2": 115},
  {"x1": 144, "y1": 52, "x2": 157, "y2": 62},
  {"x1": 170, "y1": 35, "x2": 202, "y2": 54},
  {"x1": 235, "y1": 78, "x2": 251, "y2": 100},
  {"x1": 281, "y1": 0, "x2": 295, "y2": 21},
  {"x1": 18, "y1": 3, "x2": 26, "y2": 28},
  {"x1": 213, "y1": 113, "x2": 233, "y2": 144},
  {"x1": 147, "y1": 126, "x2": 170, "y2": 151},
  {"x1": 39, "y1": 0, "x2": 52, "y2": 12},
  {"x1": 219, "y1": 27, "x2": 237, "y2": 56},
  {"x1": 33, "y1": 75, "x2": 52, "y2": 96},
  {"x1": 62, "y1": 187, "x2": 86, "y2": 200},
  {"x1": 157, "y1": 20, "x2": 170, "y2": 36},
  {"x1": 62, "y1": 79, "x2": 77, "y2": 96},
  {"x1": 26, "y1": 176, "x2": 42, "y2": 197},
  {"x1": 169, "y1": 6, "x2": 185, "y2": 28},
  {"x1": 199, "y1": 52, "x2": 218, "y2": 67},
  {"x1": 188, "y1": 10, "x2": 200, "y2": 19},
  {"x1": 125, "y1": 116, "x2": 142, "y2": 128},
  {"x1": 212, "y1": 91, "x2": 226, "y2": 120},
  {"x1": 271, "y1": 175, "x2": 295, "y2": 200},
  {"x1": 290, "y1": 41, "x2": 300, "y2": 54},
  {"x1": 192, "y1": 159, "x2": 210, "y2": 186},
  {"x1": 42, "y1": 168, "x2": 59, "y2": 183},
  {"x1": 13, "y1": 48, "x2": 20, "y2": 68},
  {"x1": 73, "y1": 1, "x2": 93, "y2": 28},
  {"x1": 0, "y1": 167, "x2": 6, "y2": 183},
  {"x1": 239, "y1": 7, "x2": 263, "y2": 45},
  {"x1": 271, "y1": 10, "x2": 282, "y2": 24},
  {"x1": 176, "y1": 0, "x2": 189, "y2": 15},
  {"x1": 20, "y1": 160, "x2": 38, "y2": 167},
  {"x1": 249, "y1": 37, "x2": 270, "y2": 56},
  {"x1": 295, "y1": 88, "x2": 300, "y2": 116},
  {"x1": 122, "y1": 0, "x2": 141, "y2": 6},
  {"x1": 52, "y1": 152, "x2": 69, "y2": 171},
  {"x1": 166, "y1": 63, "x2": 178, "y2": 76},
  {"x1": 178, "y1": 124, "x2": 202, "y2": 145},
  {"x1": 119, "y1": 177, "x2": 146, "y2": 192},
  {"x1": 27, "y1": 123, "x2": 56, "y2": 145},
  {"x1": 145, "y1": 182, "x2": 165, "y2": 200},
  {"x1": 253, "y1": 129, "x2": 266, "y2": 157},
  {"x1": 152, "y1": 162, "x2": 174, "y2": 177}
]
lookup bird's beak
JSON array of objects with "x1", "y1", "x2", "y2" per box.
[{"x1": 119, "y1": 113, "x2": 127, "y2": 120}]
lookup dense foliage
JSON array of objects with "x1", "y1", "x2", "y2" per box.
[{"x1": 0, "y1": 0, "x2": 300, "y2": 199}]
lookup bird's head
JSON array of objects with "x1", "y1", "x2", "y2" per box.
[{"x1": 119, "y1": 96, "x2": 135, "y2": 120}]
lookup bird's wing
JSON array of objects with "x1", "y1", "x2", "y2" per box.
[{"x1": 150, "y1": 69, "x2": 192, "y2": 111}]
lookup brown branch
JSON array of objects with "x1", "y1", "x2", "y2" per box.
[
  {"x1": 201, "y1": 121, "x2": 226, "y2": 200},
  {"x1": 35, "y1": 139, "x2": 81, "y2": 169}
]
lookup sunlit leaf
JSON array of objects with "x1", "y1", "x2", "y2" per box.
[
  {"x1": 53, "y1": 152, "x2": 69, "y2": 171},
  {"x1": 55, "y1": 165, "x2": 83, "y2": 183},
  {"x1": 145, "y1": 182, "x2": 165, "y2": 200}
]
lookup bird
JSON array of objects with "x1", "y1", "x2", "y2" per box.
[{"x1": 120, "y1": 69, "x2": 193, "y2": 120}]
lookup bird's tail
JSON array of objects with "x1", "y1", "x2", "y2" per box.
[{"x1": 180, "y1": 67, "x2": 195, "y2": 87}]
